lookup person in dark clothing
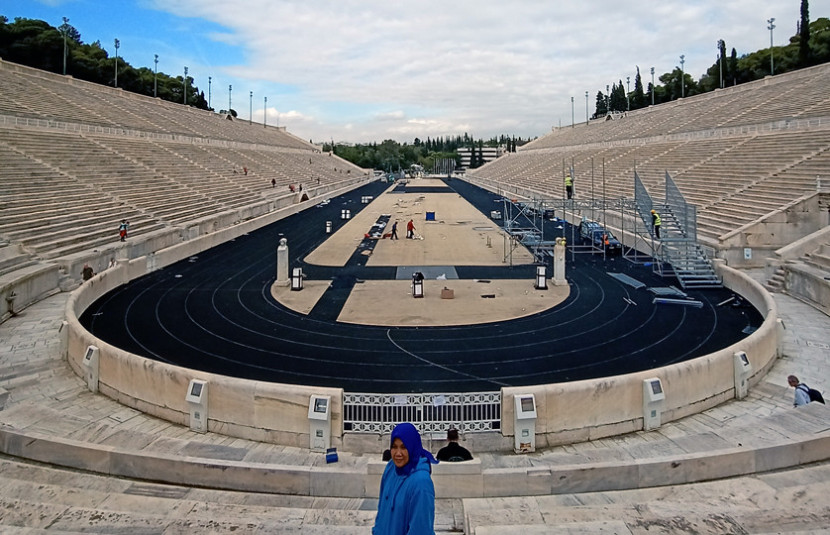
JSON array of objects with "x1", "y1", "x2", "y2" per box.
[
  {"x1": 81, "y1": 264, "x2": 94, "y2": 281},
  {"x1": 435, "y1": 428, "x2": 473, "y2": 462},
  {"x1": 390, "y1": 221, "x2": 399, "y2": 240}
]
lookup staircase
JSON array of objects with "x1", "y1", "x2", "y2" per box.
[
  {"x1": 765, "y1": 264, "x2": 787, "y2": 292},
  {"x1": 660, "y1": 237, "x2": 722, "y2": 289},
  {"x1": 652, "y1": 172, "x2": 722, "y2": 289}
]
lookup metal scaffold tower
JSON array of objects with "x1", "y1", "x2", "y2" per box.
[
  {"x1": 496, "y1": 161, "x2": 721, "y2": 289},
  {"x1": 627, "y1": 171, "x2": 721, "y2": 288}
]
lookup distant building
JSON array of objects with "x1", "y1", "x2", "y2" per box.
[{"x1": 457, "y1": 146, "x2": 506, "y2": 169}]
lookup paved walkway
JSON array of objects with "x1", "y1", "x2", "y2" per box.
[{"x1": 0, "y1": 270, "x2": 828, "y2": 533}]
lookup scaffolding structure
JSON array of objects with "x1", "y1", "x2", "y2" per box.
[{"x1": 497, "y1": 163, "x2": 721, "y2": 289}]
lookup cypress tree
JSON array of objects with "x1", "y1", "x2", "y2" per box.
[
  {"x1": 799, "y1": 0, "x2": 811, "y2": 66},
  {"x1": 633, "y1": 67, "x2": 646, "y2": 109}
]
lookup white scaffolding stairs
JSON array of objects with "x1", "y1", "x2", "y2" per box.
[{"x1": 634, "y1": 172, "x2": 722, "y2": 290}]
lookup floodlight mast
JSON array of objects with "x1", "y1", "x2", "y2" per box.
[
  {"x1": 767, "y1": 18, "x2": 776, "y2": 75},
  {"x1": 114, "y1": 38, "x2": 120, "y2": 88},
  {"x1": 650, "y1": 67, "x2": 655, "y2": 105},
  {"x1": 62, "y1": 17, "x2": 69, "y2": 75}
]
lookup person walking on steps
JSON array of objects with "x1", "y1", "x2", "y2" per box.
[
  {"x1": 390, "y1": 221, "x2": 399, "y2": 240},
  {"x1": 788, "y1": 375, "x2": 825, "y2": 407},
  {"x1": 565, "y1": 173, "x2": 574, "y2": 200},
  {"x1": 406, "y1": 219, "x2": 415, "y2": 239},
  {"x1": 651, "y1": 209, "x2": 661, "y2": 239},
  {"x1": 119, "y1": 219, "x2": 130, "y2": 242}
]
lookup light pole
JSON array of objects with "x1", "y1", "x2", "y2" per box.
[
  {"x1": 717, "y1": 40, "x2": 724, "y2": 89},
  {"x1": 264, "y1": 96, "x2": 267, "y2": 127},
  {"x1": 228, "y1": 84, "x2": 232, "y2": 114},
  {"x1": 153, "y1": 54, "x2": 158, "y2": 97},
  {"x1": 585, "y1": 90, "x2": 589, "y2": 124},
  {"x1": 114, "y1": 38, "x2": 120, "y2": 88},
  {"x1": 249, "y1": 91, "x2": 253, "y2": 125},
  {"x1": 650, "y1": 67, "x2": 655, "y2": 105},
  {"x1": 570, "y1": 96, "x2": 574, "y2": 128},
  {"x1": 183, "y1": 66, "x2": 188, "y2": 105},
  {"x1": 626, "y1": 76, "x2": 630, "y2": 111},
  {"x1": 61, "y1": 17, "x2": 69, "y2": 75},
  {"x1": 767, "y1": 18, "x2": 776, "y2": 75},
  {"x1": 680, "y1": 55, "x2": 685, "y2": 98}
]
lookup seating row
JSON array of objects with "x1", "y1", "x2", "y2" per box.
[
  {"x1": 472, "y1": 127, "x2": 830, "y2": 242},
  {"x1": 526, "y1": 63, "x2": 830, "y2": 151}
]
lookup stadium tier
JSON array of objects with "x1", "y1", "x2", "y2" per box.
[
  {"x1": 1, "y1": 57, "x2": 829, "y2": 534},
  {"x1": 0, "y1": 59, "x2": 368, "y2": 265},
  {"x1": 467, "y1": 63, "x2": 830, "y2": 248}
]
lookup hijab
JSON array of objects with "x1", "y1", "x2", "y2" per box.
[{"x1": 390, "y1": 422, "x2": 439, "y2": 475}]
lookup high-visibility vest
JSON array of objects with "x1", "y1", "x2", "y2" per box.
[
  {"x1": 565, "y1": 175, "x2": 573, "y2": 187},
  {"x1": 653, "y1": 213, "x2": 661, "y2": 226}
]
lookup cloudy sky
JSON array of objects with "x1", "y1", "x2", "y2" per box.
[{"x1": 5, "y1": 0, "x2": 805, "y2": 144}]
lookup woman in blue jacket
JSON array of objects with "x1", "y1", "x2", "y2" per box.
[{"x1": 373, "y1": 422, "x2": 439, "y2": 535}]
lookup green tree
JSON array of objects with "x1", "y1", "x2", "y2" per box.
[
  {"x1": 729, "y1": 48, "x2": 739, "y2": 86},
  {"x1": 799, "y1": 0, "x2": 811, "y2": 66},
  {"x1": 809, "y1": 17, "x2": 830, "y2": 61},
  {"x1": 632, "y1": 67, "x2": 646, "y2": 109},
  {"x1": 609, "y1": 81, "x2": 626, "y2": 112},
  {"x1": 594, "y1": 90, "x2": 607, "y2": 117},
  {"x1": 0, "y1": 15, "x2": 210, "y2": 110},
  {"x1": 700, "y1": 42, "x2": 727, "y2": 94}
]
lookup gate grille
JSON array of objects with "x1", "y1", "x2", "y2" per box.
[{"x1": 343, "y1": 391, "x2": 501, "y2": 434}]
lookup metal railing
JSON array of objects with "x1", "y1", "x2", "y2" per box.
[{"x1": 343, "y1": 391, "x2": 501, "y2": 434}]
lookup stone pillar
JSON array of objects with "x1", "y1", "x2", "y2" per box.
[
  {"x1": 553, "y1": 238, "x2": 567, "y2": 286},
  {"x1": 276, "y1": 238, "x2": 289, "y2": 286}
]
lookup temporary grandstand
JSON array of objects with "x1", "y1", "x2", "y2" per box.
[
  {"x1": 465, "y1": 64, "x2": 830, "y2": 296},
  {"x1": 1, "y1": 57, "x2": 829, "y2": 532}
]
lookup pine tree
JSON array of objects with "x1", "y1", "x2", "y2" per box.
[{"x1": 595, "y1": 91, "x2": 607, "y2": 117}]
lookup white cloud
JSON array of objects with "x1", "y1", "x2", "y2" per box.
[{"x1": 149, "y1": 0, "x2": 802, "y2": 143}]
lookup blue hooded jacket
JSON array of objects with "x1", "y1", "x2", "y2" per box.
[{"x1": 373, "y1": 423, "x2": 438, "y2": 535}]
